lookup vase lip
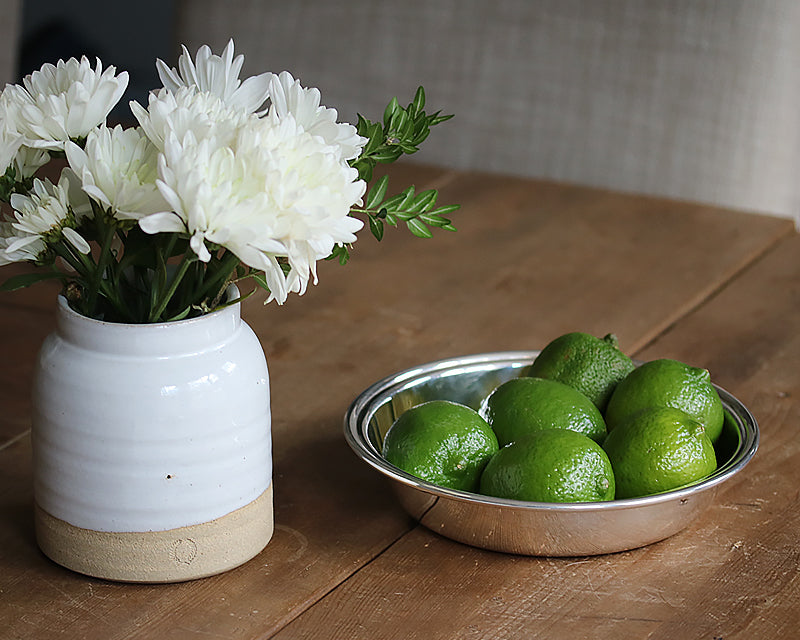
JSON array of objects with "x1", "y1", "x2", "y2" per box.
[
  {"x1": 53, "y1": 284, "x2": 244, "y2": 355},
  {"x1": 56, "y1": 284, "x2": 242, "y2": 329}
]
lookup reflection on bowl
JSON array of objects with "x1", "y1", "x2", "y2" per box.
[{"x1": 344, "y1": 351, "x2": 758, "y2": 556}]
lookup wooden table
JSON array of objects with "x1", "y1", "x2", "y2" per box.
[{"x1": 1, "y1": 164, "x2": 797, "y2": 639}]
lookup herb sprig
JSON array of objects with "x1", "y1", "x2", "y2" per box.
[{"x1": 330, "y1": 87, "x2": 458, "y2": 265}]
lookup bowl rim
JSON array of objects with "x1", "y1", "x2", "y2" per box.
[{"x1": 344, "y1": 350, "x2": 759, "y2": 512}]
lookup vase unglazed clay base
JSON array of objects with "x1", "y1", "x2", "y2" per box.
[{"x1": 35, "y1": 484, "x2": 274, "y2": 583}]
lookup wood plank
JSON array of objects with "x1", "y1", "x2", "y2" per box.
[
  {"x1": 0, "y1": 262, "x2": 63, "y2": 315},
  {"x1": 0, "y1": 307, "x2": 55, "y2": 442},
  {"x1": 272, "y1": 232, "x2": 800, "y2": 640},
  {"x1": 0, "y1": 167, "x2": 793, "y2": 639}
]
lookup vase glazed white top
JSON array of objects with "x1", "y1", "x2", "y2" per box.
[{"x1": 32, "y1": 290, "x2": 272, "y2": 534}]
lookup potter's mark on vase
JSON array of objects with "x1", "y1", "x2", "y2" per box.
[{"x1": 171, "y1": 538, "x2": 198, "y2": 565}]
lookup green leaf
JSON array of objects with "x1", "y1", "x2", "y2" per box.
[
  {"x1": 409, "y1": 189, "x2": 438, "y2": 212},
  {"x1": 418, "y1": 213, "x2": 451, "y2": 227},
  {"x1": 411, "y1": 86, "x2": 426, "y2": 114},
  {"x1": 395, "y1": 210, "x2": 417, "y2": 222},
  {"x1": 379, "y1": 191, "x2": 408, "y2": 211},
  {"x1": 368, "y1": 214, "x2": 384, "y2": 241},
  {"x1": 389, "y1": 110, "x2": 410, "y2": 136},
  {"x1": 406, "y1": 218, "x2": 433, "y2": 238},
  {"x1": 362, "y1": 124, "x2": 383, "y2": 154},
  {"x1": 383, "y1": 97, "x2": 399, "y2": 127},
  {"x1": 325, "y1": 244, "x2": 351, "y2": 265},
  {"x1": 430, "y1": 113, "x2": 455, "y2": 126},
  {"x1": 429, "y1": 204, "x2": 460, "y2": 216},
  {"x1": 353, "y1": 159, "x2": 375, "y2": 183},
  {"x1": 251, "y1": 271, "x2": 271, "y2": 291},
  {"x1": 364, "y1": 174, "x2": 389, "y2": 209},
  {"x1": 164, "y1": 305, "x2": 193, "y2": 322},
  {"x1": 398, "y1": 186, "x2": 415, "y2": 210},
  {"x1": 370, "y1": 147, "x2": 403, "y2": 164},
  {"x1": 399, "y1": 142, "x2": 420, "y2": 154},
  {"x1": 0, "y1": 270, "x2": 64, "y2": 292},
  {"x1": 410, "y1": 128, "x2": 431, "y2": 147}
]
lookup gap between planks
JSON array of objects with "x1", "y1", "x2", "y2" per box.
[
  {"x1": 253, "y1": 524, "x2": 418, "y2": 640},
  {"x1": 628, "y1": 225, "x2": 796, "y2": 358}
]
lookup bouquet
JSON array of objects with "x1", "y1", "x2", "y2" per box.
[{"x1": 0, "y1": 40, "x2": 456, "y2": 323}]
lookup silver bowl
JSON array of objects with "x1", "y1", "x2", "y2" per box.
[{"x1": 344, "y1": 351, "x2": 759, "y2": 556}]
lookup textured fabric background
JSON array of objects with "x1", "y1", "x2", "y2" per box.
[{"x1": 173, "y1": 0, "x2": 800, "y2": 223}]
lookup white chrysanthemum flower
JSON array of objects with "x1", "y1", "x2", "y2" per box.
[
  {"x1": 0, "y1": 127, "x2": 50, "y2": 180},
  {"x1": 0, "y1": 57, "x2": 128, "y2": 150},
  {"x1": 142, "y1": 132, "x2": 291, "y2": 301},
  {"x1": 139, "y1": 114, "x2": 365, "y2": 304},
  {"x1": 267, "y1": 71, "x2": 366, "y2": 162},
  {"x1": 13, "y1": 146, "x2": 50, "y2": 179},
  {"x1": 0, "y1": 126, "x2": 23, "y2": 174},
  {"x1": 239, "y1": 116, "x2": 365, "y2": 299},
  {"x1": 0, "y1": 221, "x2": 44, "y2": 265},
  {"x1": 130, "y1": 86, "x2": 250, "y2": 152},
  {"x1": 65, "y1": 124, "x2": 168, "y2": 220},
  {"x1": 0, "y1": 170, "x2": 91, "y2": 264},
  {"x1": 156, "y1": 39, "x2": 270, "y2": 114}
]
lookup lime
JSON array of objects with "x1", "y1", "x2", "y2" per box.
[
  {"x1": 602, "y1": 406, "x2": 717, "y2": 499},
  {"x1": 483, "y1": 376, "x2": 607, "y2": 447},
  {"x1": 604, "y1": 358, "x2": 724, "y2": 443},
  {"x1": 529, "y1": 332, "x2": 635, "y2": 411},
  {"x1": 382, "y1": 400, "x2": 499, "y2": 492},
  {"x1": 479, "y1": 429, "x2": 615, "y2": 503}
]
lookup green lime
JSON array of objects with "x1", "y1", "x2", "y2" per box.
[
  {"x1": 529, "y1": 332, "x2": 635, "y2": 411},
  {"x1": 604, "y1": 358, "x2": 724, "y2": 443},
  {"x1": 479, "y1": 429, "x2": 615, "y2": 503},
  {"x1": 483, "y1": 377, "x2": 607, "y2": 447},
  {"x1": 602, "y1": 406, "x2": 717, "y2": 499},
  {"x1": 382, "y1": 400, "x2": 499, "y2": 492}
]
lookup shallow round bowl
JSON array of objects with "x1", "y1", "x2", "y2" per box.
[{"x1": 344, "y1": 351, "x2": 759, "y2": 556}]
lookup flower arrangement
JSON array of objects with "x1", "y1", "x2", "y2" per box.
[{"x1": 0, "y1": 40, "x2": 456, "y2": 323}]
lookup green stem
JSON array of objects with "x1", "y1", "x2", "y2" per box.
[
  {"x1": 55, "y1": 241, "x2": 133, "y2": 321},
  {"x1": 51, "y1": 242, "x2": 100, "y2": 317},
  {"x1": 148, "y1": 252, "x2": 194, "y2": 323},
  {"x1": 197, "y1": 251, "x2": 241, "y2": 308},
  {"x1": 52, "y1": 242, "x2": 91, "y2": 278},
  {"x1": 86, "y1": 217, "x2": 118, "y2": 318}
]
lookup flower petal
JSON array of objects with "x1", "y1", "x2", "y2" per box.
[
  {"x1": 138, "y1": 211, "x2": 186, "y2": 234},
  {"x1": 62, "y1": 226, "x2": 90, "y2": 254}
]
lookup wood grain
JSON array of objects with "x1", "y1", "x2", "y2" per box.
[
  {"x1": 0, "y1": 307, "x2": 55, "y2": 442},
  {"x1": 0, "y1": 165, "x2": 794, "y2": 639},
  {"x1": 272, "y1": 230, "x2": 800, "y2": 640}
]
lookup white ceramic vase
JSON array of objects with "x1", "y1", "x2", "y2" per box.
[{"x1": 31, "y1": 288, "x2": 273, "y2": 582}]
